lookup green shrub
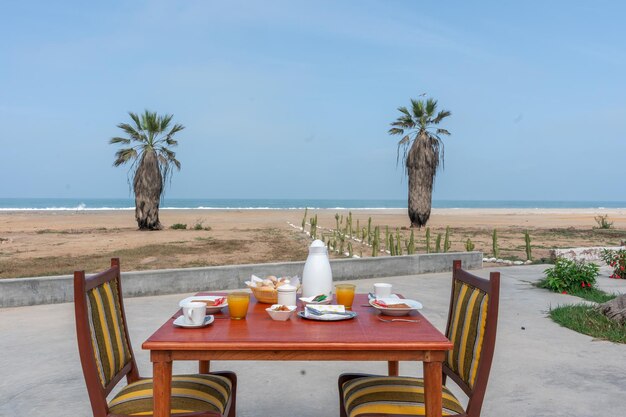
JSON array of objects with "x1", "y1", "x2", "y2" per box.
[
  {"x1": 170, "y1": 223, "x2": 187, "y2": 230},
  {"x1": 465, "y1": 238, "x2": 475, "y2": 252},
  {"x1": 600, "y1": 248, "x2": 626, "y2": 279},
  {"x1": 541, "y1": 258, "x2": 599, "y2": 293},
  {"x1": 594, "y1": 214, "x2": 613, "y2": 229}
]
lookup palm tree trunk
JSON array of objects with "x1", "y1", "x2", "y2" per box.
[
  {"x1": 133, "y1": 150, "x2": 163, "y2": 230},
  {"x1": 406, "y1": 134, "x2": 437, "y2": 228}
]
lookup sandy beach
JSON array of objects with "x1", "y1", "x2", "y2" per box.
[{"x1": 1, "y1": 208, "x2": 626, "y2": 278}]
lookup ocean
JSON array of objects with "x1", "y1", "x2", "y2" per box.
[{"x1": 0, "y1": 198, "x2": 625, "y2": 211}]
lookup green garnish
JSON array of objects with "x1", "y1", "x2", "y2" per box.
[{"x1": 312, "y1": 294, "x2": 327, "y2": 302}]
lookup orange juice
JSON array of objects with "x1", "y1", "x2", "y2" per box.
[
  {"x1": 335, "y1": 284, "x2": 356, "y2": 310},
  {"x1": 227, "y1": 292, "x2": 250, "y2": 319}
]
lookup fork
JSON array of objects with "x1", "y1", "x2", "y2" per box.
[{"x1": 377, "y1": 316, "x2": 420, "y2": 323}]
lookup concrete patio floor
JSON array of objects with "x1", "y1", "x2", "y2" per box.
[{"x1": 1, "y1": 264, "x2": 625, "y2": 417}]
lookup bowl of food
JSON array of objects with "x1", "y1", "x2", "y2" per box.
[
  {"x1": 246, "y1": 275, "x2": 300, "y2": 304},
  {"x1": 266, "y1": 304, "x2": 297, "y2": 321},
  {"x1": 369, "y1": 298, "x2": 423, "y2": 317}
]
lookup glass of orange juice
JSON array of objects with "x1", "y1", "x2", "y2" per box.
[
  {"x1": 335, "y1": 284, "x2": 356, "y2": 310},
  {"x1": 227, "y1": 292, "x2": 250, "y2": 320}
]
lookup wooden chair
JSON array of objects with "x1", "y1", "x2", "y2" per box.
[
  {"x1": 74, "y1": 258, "x2": 237, "y2": 417},
  {"x1": 338, "y1": 260, "x2": 500, "y2": 417}
]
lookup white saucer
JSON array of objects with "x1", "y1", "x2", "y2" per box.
[{"x1": 173, "y1": 315, "x2": 214, "y2": 328}]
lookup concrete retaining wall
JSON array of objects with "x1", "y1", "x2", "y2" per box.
[{"x1": 0, "y1": 252, "x2": 482, "y2": 308}]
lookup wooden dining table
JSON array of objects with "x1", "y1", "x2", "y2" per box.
[{"x1": 142, "y1": 293, "x2": 453, "y2": 417}]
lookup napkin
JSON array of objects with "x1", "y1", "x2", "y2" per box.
[{"x1": 304, "y1": 304, "x2": 346, "y2": 320}]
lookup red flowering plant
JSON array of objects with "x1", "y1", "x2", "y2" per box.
[
  {"x1": 600, "y1": 249, "x2": 626, "y2": 279},
  {"x1": 541, "y1": 258, "x2": 599, "y2": 293}
]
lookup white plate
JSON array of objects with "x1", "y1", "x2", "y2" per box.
[
  {"x1": 369, "y1": 298, "x2": 423, "y2": 316},
  {"x1": 179, "y1": 296, "x2": 228, "y2": 314},
  {"x1": 299, "y1": 296, "x2": 331, "y2": 306},
  {"x1": 173, "y1": 315, "x2": 214, "y2": 328},
  {"x1": 297, "y1": 311, "x2": 357, "y2": 321}
]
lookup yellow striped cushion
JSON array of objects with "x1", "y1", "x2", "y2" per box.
[
  {"x1": 86, "y1": 279, "x2": 132, "y2": 387},
  {"x1": 108, "y1": 374, "x2": 232, "y2": 415},
  {"x1": 446, "y1": 281, "x2": 489, "y2": 389},
  {"x1": 342, "y1": 376, "x2": 464, "y2": 417}
]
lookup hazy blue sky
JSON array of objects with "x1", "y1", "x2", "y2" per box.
[{"x1": 1, "y1": 1, "x2": 624, "y2": 201}]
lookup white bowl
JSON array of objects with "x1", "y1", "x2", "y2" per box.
[
  {"x1": 369, "y1": 298, "x2": 423, "y2": 316},
  {"x1": 266, "y1": 305, "x2": 297, "y2": 321}
]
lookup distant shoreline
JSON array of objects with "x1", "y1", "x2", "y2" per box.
[{"x1": 1, "y1": 198, "x2": 626, "y2": 211}]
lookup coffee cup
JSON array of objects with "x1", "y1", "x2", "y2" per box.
[
  {"x1": 182, "y1": 301, "x2": 207, "y2": 325},
  {"x1": 374, "y1": 283, "x2": 392, "y2": 298}
]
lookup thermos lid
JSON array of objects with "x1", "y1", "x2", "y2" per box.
[
  {"x1": 277, "y1": 284, "x2": 297, "y2": 292},
  {"x1": 309, "y1": 239, "x2": 328, "y2": 254}
]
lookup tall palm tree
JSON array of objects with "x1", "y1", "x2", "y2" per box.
[
  {"x1": 389, "y1": 97, "x2": 451, "y2": 228},
  {"x1": 110, "y1": 110, "x2": 184, "y2": 230}
]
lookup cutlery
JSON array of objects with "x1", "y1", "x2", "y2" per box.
[
  {"x1": 306, "y1": 306, "x2": 354, "y2": 316},
  {"x1": 377, "y1": 316, "x2": 420, "y2": 323}
]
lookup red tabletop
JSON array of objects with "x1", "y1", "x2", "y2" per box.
[{"x1": 143, "y1": 293, "x2": 451, "y2": 353}]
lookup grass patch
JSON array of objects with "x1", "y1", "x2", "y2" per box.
[
  {"x1": 550, "y1": 304, "x2": 626, "y2": 343},
  {"x1": 170, "y1": 223, "x2": 187, "y2": 230}
]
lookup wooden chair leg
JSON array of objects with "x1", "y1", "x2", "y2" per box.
[{"x1": 199, "y1": 360, "x2": 210, "y2": 374}]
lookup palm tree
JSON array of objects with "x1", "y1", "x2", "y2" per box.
[
  {"x1": 389, "y1": 97, "x2": 451, "y2": 228},
  {"x1": 110, "y1": 110, "x2": 184, "y2": 230}
]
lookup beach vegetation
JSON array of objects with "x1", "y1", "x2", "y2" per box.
[
  {"x1": 540, "y1": 258, "x2": 599, "y2": 293},
  {"x1": 600, "y1": 248, "x2": 626, "y2": 279},
  {"x1": 301, "y1": 208, "x2": 308, "y2": 230},
  {"x1": 443, "y1": 226, "x2": 451, "y2": 253},
  {"x1": 435, "y1": 233, "x2": 442, "y2": 253},
  {"x1": 407, "y1": 230, "x2": 415, "y2": 255},
  {"x1": 388, "y1": 96, "x2": 451, "y2": 228},
  {"x1": 170, "y1": 223, "x2": 187, "y2": 230},
  {"x1": 425, "y1": 227, "x2": 431, "y2": 253},
  {"x1": 110, "y1": 110, "x2": 184, "y2": 230},
  {"x1": 524, "y1": 230, "x2": 532, "y2": 261},
  {"x1": 465, "y1": 238, "x2": 475, "y2": 252},
  {"x1": 492, "y1": 229, "x2": 499, "y2": 258},
  {"x1": 594, "y1": 214, "x2": 614, "y2": 229}
]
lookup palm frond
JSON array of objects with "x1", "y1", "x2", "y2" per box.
[
  {"x1": 113, "y1": 148, "x2": 138, "y2": 167},
  {"x1": 117, "y1": 123, "x2": 145, "y2": 143},
  {"x1": 433, "y1": 110, "x2": 451, "y2": 124},
  {"x1": 388, "y1": 127, "x2": 405, "y2": 135},
  {"x1": 425, "y1": 98, "x2": 437, "y2": 118},
  {"x1": 128, "y1": 112, "x2": 142, "y2": 130},
  {"x1": 109, "y1": 137, "x2": 131, "y2": 145},
  {"x1": 436, "y1": 128, "x2": 450, "y2": 136},
  {"x1": 398, "y1": 106, "x2": 411, "y2": 118},
  {"x1": 411, "y1": 99, "x2": 425, "y2": 119}
]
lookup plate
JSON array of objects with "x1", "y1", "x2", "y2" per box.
[
  {"x1": 299, "y1": 296, "x2": 332, "y2": 306},
  {"x1": 179, "y1": 296, "x2": 228, "y2": 314},
  {"x1": 297, "y1": 311, "x2": 357, "y2": 321},
  {"x1": 173, "y1": 315, "x2": 214, "y2": 328},
  {"x1": 369, "y1": 298, "x2": 423, "y2": 316}
]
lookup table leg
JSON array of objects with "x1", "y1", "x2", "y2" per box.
[
  {"x1": 153, "y1": 354, "x2": 173, "y2": 417},
  {"x1": 423, "y1": 360, "x2": 443, "y2": 417},
  {"x1": 387, "y1": 360, "x2": 399, "y2": 376},
  {"x1": 199, "y1": 360, "x2": 210, "y2": 373}
]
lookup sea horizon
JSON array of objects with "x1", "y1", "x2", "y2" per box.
[{"x1": 1, "y1": 197, "x2": 626, "y2": 211}]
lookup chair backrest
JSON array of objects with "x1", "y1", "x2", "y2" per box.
[
  {"x1": 74, "y1": 258, "x2": 139, "y2": 417},
  {"x1": 443, "y1": 260, "x2": 500, "y2": 417}
]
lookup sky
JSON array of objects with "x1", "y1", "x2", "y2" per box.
[{"x1": 1, "y1": 0, "x2": 625, "y2": 201}]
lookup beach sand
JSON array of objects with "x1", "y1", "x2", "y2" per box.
[{"x1": 1, "y1": 208, "x2": 626, "y2": 278}]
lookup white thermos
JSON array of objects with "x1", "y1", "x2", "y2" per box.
[{"x1": 301, "y1": 239, "x2": 333, "y2": 298}]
